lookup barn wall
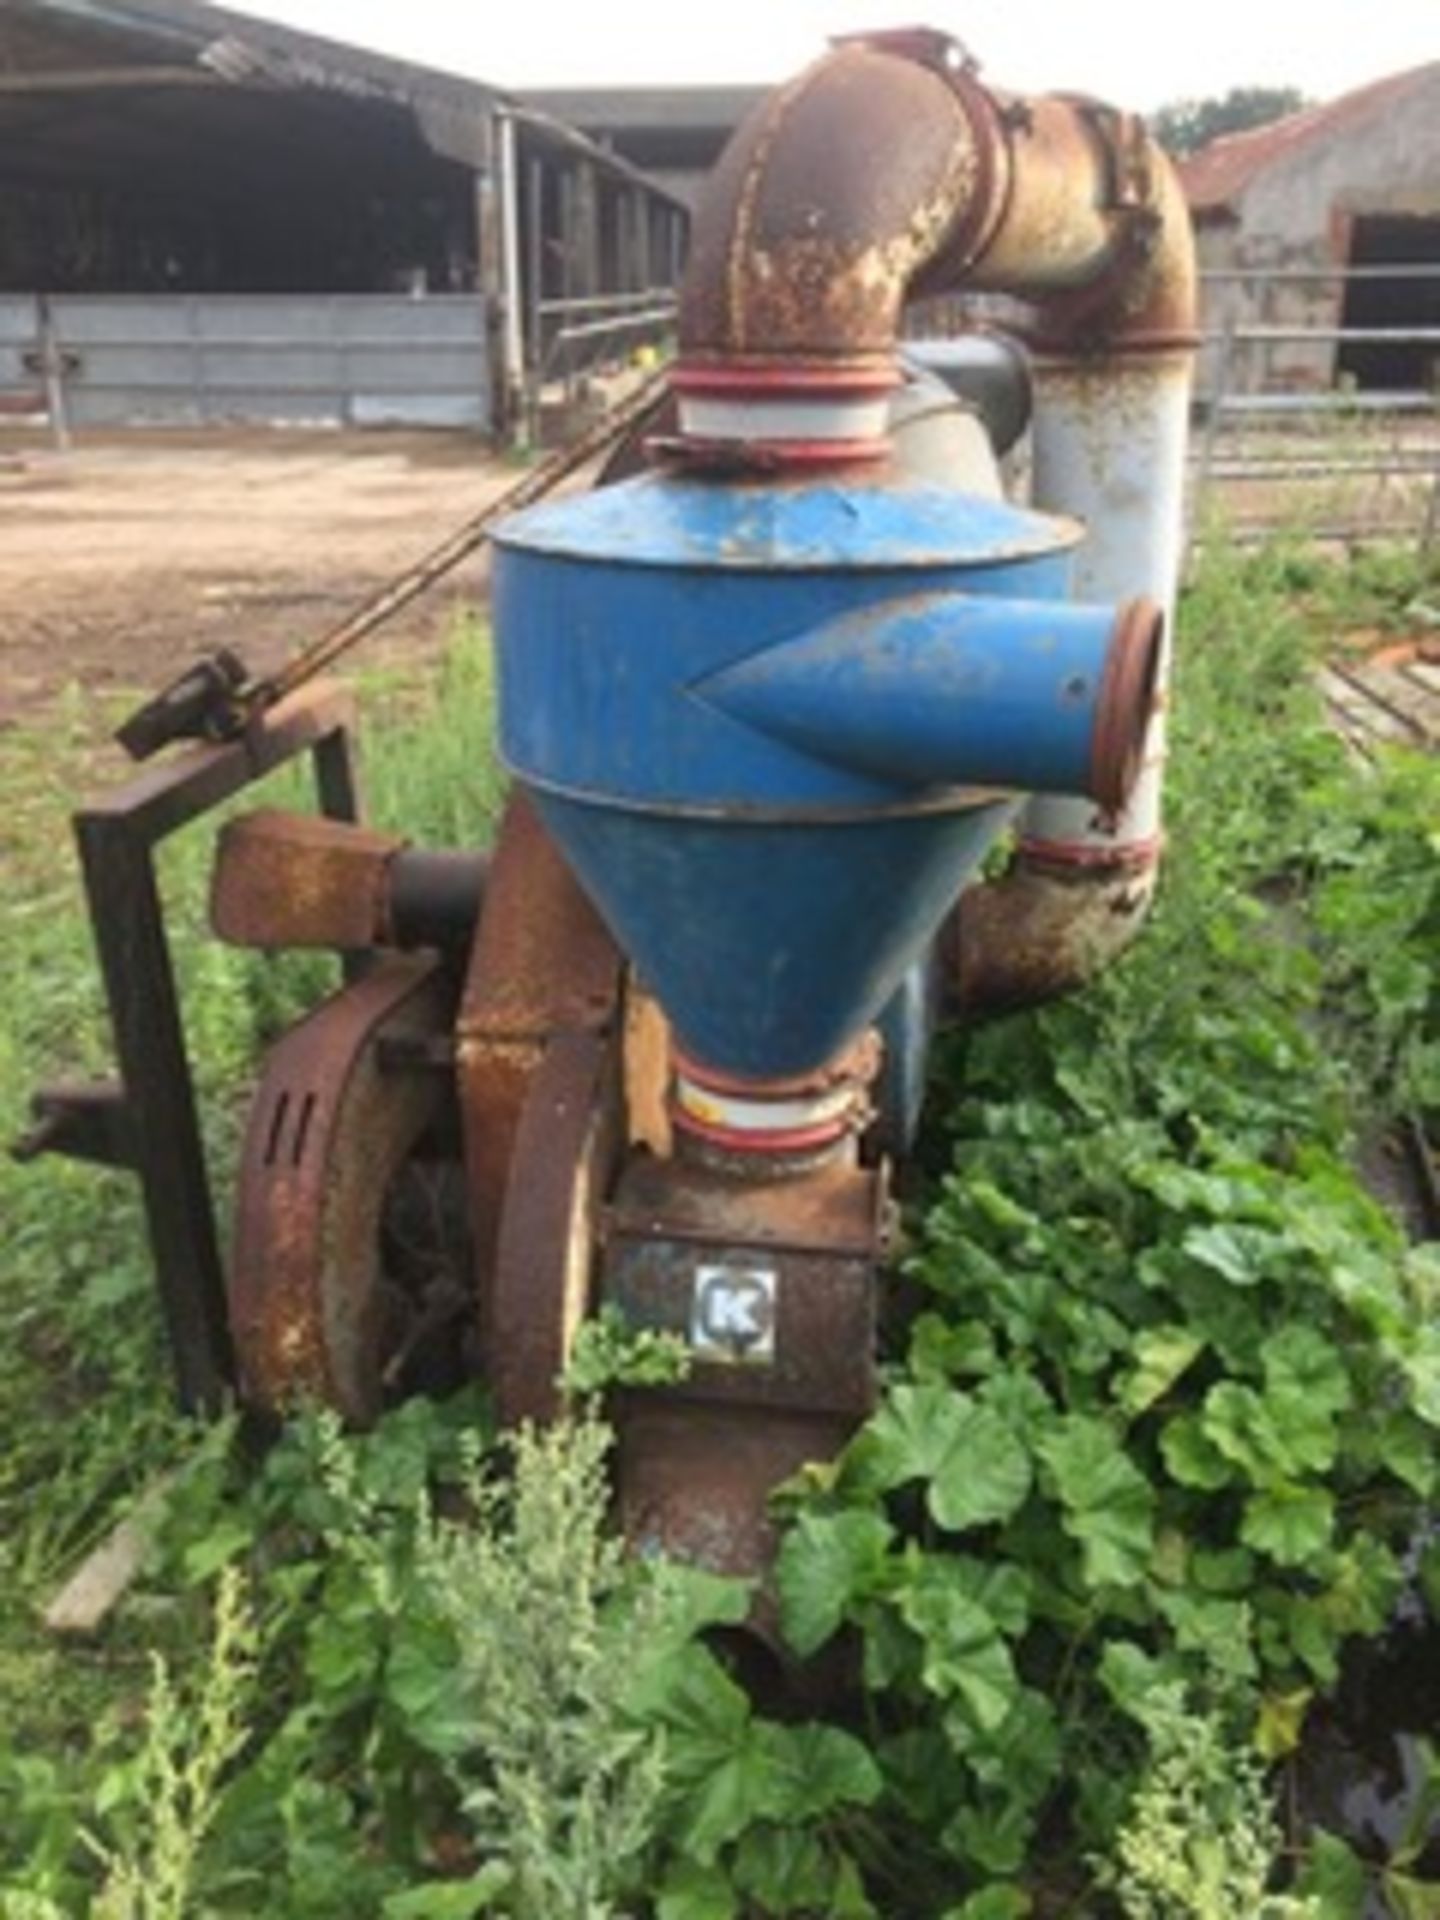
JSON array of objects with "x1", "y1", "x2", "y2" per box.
[
  {"x1": 1240, "y1": 74, "x2": 1440, "y2": 241},
  {"x1": 1206, "y1": 73, "x2": 1440, "y2": 394},
  {"x1": 0, "y1": 292, "x2": 491, "y2": 429}
]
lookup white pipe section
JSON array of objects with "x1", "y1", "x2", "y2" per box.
[
  {"x1": 686, "y1": 377, "x2": 1006, "y2": 485},
  {"x1": 1022, "y1": 353, "x2": 1193, "y2": 854},
  {"x1": 678, "y1": 394, "x2": 892, "y2": 445},
  {"x1": 674, "y1": 1073, "x2": 859, "y2": 1137},
  {"x1": 886, "y1": 380, "x2": 1005, "y2": 499}
]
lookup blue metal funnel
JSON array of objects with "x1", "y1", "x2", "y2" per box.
[
  {"x1": 491, "y1": 468, "x2": 1155, "y2": 1078},
  {"x1": 533, "y1": 790, "x2": 1014, "y2": 1078}
]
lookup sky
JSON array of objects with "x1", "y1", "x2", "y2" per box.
[{"x1": 239, "y1": 0, "x2": 1437, "y2": 110}]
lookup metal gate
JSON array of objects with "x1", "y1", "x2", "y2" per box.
[{"x1": 1190, "y1": 264, "x2": 1440, "y2": 552}]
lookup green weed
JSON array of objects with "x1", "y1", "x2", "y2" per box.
[
  {"x1": 762, "y1": 538, "x2": 1440, "y2": 1914},
  {"x1": 0, "y1": 624, "x2": 502, "y2": 1908},
  {"x1": 89, "y1": 1564, "x2": 258, "y2": 1920},
  {"x1": 1, "y1": 548, "x2": 1437, "y2": 1917},
  {"x1": 1105, "y1": 1684, "x2": 1315, "y2": 1919}
]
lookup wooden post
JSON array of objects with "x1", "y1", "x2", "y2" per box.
[
  {"x1": 559, "y1": 166, "x2": 576, "y2": 308},
  {"x1": 37, "y1": 294, "x2": 71, "y2": 452},
  {"x1": 527, "y1": 155, "x2": 544, "y2": 383},
  {"x1": 473, "y1": 110, "x2": 507, "y2": 439},
  {"x1": 577, "y1": 161, "x2": 600, "y2": 299},
  {"x1": 497, "y1": 110, "x2": 526, "y2": 441}
]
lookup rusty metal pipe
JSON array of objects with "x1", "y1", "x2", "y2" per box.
[
  {"x1": 386, "y1": 849, "x2": 489, "y2": 950},
  {"x1": 675, "y1": 33, "x2": 1196, "y2": 455},
  {"x1": 967, "y1": 151, "x2": 1195, "y2": 1013},
  {"x1": 679, "y1": 45, "x2": 990, "y2": 369},
  {"x1": 968, "y1": 97, "x2": 1197, "y2": 350},
  {"x1": 211, "y1": 809, "x2": 487, "y2": 955},
  {"x1": 942, "y1": 846, "x2": 1159, "y2": 1021}
]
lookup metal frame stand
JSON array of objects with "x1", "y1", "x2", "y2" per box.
[{"x1": 22, "y1": 684, "x2": 362, "y2": 1412}]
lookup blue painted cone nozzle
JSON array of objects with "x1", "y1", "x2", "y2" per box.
[
  {"x1": 692, "y1": 591, "x2": 1161, "y2": 817},
  {"x1": 491, "y1": 470, "x2": 1161, "y2": 1079}
]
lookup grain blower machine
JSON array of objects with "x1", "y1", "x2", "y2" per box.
[{"x1": 19, "y1": 29, "x2": 1196, "y2": 1577}]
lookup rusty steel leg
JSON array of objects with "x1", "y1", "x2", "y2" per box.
[
  {"x1": 456, "y1": 792, "x2": 622, "y2": 1383},
  {"x1": 310, "y1": 722, "x2": 371, "y2": 987},
  {"x1": 77, "y1": 814, "x2": 232, "y2": 1411},
  {"x1": 311, "y1": 720, "x2": 363, "y2": 830}
]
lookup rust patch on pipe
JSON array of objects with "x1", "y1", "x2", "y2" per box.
[
  {"x1": 1001, "y1": 112, "x2": 1198, "y2": 354},
  {"x1": 679, "y1": 44, "x2": 986, "y2": 367},
  {"x1": 944, "y1": 852, "x2": 1159, "y2": 1022}
]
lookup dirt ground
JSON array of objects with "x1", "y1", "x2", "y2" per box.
[
  {"x1": 4, "y1": 418, "x2": 1431, "y2": 734},
  {"x1": 0, "y1": 427, "x2": 520, "y2": 727}
]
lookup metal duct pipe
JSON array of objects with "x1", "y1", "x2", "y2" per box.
[
  {"x1": 952, "y1": 352, "x2": 1191, "y2": 1019},
  {"x1": 956, "y1": 114, "x2": 1195, "y2": 1016},
  {"x1": 674, "y1": 27, "x2": 1197, "y2": 1009}
]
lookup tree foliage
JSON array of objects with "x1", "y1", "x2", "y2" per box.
[{"x1": 1150, "y1": 86, "x2": 1307, "y2": 158}]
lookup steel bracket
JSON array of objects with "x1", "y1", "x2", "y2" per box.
[{"x1": 11, "y1": 1081, "x2": 136, "y2": 1170}]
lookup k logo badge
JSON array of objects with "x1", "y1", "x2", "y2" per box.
[{"x1": 691, "y1": 1263, "x2": 778, "y2": 1364}]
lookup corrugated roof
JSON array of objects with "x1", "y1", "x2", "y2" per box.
[
  {"x1": 1180, "y1": 64, "x2": 1440, "y2": 213},
  {"x1": 2, "y1": 0, "x2": 689, "y2": 204},
  {"x1": 526, "y1": 87, "x2": 766, "y2": 136},
  {"x1": 9, "y1": 0, "x2": 504, "y2": 115}
]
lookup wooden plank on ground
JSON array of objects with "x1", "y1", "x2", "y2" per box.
[
  {"x1": 42, "y1": 1473, "x2": 176, "y2": 1636},
  {"x1": 1316, "y1": 667, "x2": 1413, "y2": 749},
  {"x1": 1348, "y1": 663, "x2": 1440, "y2": 740}
]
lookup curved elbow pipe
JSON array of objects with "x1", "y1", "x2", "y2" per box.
[
  {"x1": 942, "y1": 849, "x2": 1160, "y2": 1022},
  {"x1": 674, "y1": 30, "x2": 1196, "y2": 456},
  {"x1": 677, "y1": 43, "x2": 1003, "y2": 376}
]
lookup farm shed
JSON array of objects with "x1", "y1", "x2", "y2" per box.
[
  {"x1": 1181, "y1": 64, "x2": 1440, "y2": 397},
  {"x1": 0, "y1": 0, "x2": 688, "y2": 431},
  {"x1": 524, "y1": 87, "x2": 765, "y2": 208}
]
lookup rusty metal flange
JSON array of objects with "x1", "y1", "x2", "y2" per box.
[
  {"x1": 488, "y1": 1027, "x2": 625, "y2": 1428},
  {"x1": 456, "y1": 792, "x2": 623, "y2": 1375},
  {"x1": 229, "y1": 951, "x2": 460, "y2": 1423}
]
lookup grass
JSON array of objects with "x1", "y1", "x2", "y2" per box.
[
  {"x1": 0, "y1": 627, "x2": 504, "y2": 1843},
  {"x1": 0, "y1": 539, "x2": 1436, "y2": 1914}
]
